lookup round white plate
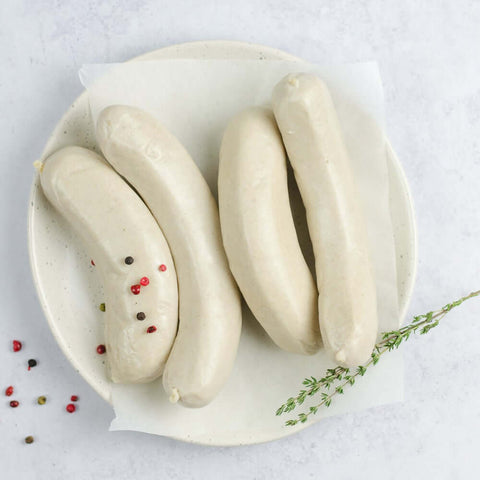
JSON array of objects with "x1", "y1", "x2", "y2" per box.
[{"x1": 28, "y1": 40, "x2": 417, "y2": 446}]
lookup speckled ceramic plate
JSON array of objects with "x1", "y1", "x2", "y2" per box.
[{"x1": 28, "y1": 40, "x2": 417, "y2": 446}]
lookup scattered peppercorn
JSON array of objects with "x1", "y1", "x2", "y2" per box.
[
  {"x1": 10, "y1": 400, "x2": 19, "y2": 408},
  {"x1": 37, "y1": 396, "x2": 47, "y2": 405},
  {"x1": 136, "y1": 312, "x2": 146, "y2": 321},
  {"x1": 66, "y1": 403, "x2": 76, "y2": 413},
  {"x1": 146, "y1": 326, "x2": 157, "y2": 334},
  {"x1": 124, "y1": 256, "x2": 134, "y2": 265},
  {"x1": 96, "y1": 344, "x2": 106, "y2": 355},
  {"x1": 12, "y1": 340, "x2": 22, "y2": 352},
  {"x1": 159, "y1": 264, "x2": 167, "y2": 272},
  {"x1": 71, "y1": 395, "x2": 78, "y2": 402},
  {"x1": 28, "y1": 359, "x2": 37, "y2": 370},
  {"x1": 140, "y1": 276, "x2": 150, "y2": 286},
  {"x1": 5, "y1": 386, "x2": 14, "y2": 397},
  {"x1": 25, "y1": 436, "x2": 34, "y2": 444},
  {"x1": 99, "y1": 303, "x2": 106, "y2": 312},
  {"x1": 131, "y1": 284, "x2": 141, "y2": 295}
]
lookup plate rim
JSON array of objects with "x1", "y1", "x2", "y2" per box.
[{"x1": 27, "y1": 39, "x2": 417, "y2": 446}]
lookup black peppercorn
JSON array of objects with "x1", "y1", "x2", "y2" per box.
[
  {"x1": 136, "y1": 312, "x2": 146, "y2": 321},
  {"x1": 124, "y1": 256, "x2": 134, "y2": 265},
  {"x1": 28, "y1": 359, "x2": 37, "y2": 368}
]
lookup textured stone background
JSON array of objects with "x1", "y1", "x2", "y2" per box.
[{"x1": 1, "y1": 1, "x2": 479, "y2": 478}]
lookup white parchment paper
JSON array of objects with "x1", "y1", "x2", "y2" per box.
[{"x1": 79, "y1": 60, "x2": 401, "y2": 443}]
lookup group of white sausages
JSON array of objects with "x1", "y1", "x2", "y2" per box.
[{"x1": 39, "y1": 73, "x2": 378, "y2": 409}]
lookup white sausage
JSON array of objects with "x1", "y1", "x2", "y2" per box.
[
  {"x1": 219, "y1": 107, "x2": 320, "y2": 354},
  {"x1": 40, "y1": 146, "x2": 178, "y2": 383},
  {"x1": 272, "y1": 74, "x2": 378, "y2": 367},
  {"x1": 96, "y1": 106, "x2": 242, "y2": 407}
]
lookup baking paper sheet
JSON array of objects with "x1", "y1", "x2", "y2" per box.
[{"x1": 79, "y1": 60, "x2": 401, "y2": 442}]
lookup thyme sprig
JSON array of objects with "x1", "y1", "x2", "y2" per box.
[{"x1": 277, "y1": 290, "x2": 480, "y2": 426}]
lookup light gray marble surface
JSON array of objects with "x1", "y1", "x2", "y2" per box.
[{"x1": 1, "y1": 1, "x2": 479, "y2": 478}]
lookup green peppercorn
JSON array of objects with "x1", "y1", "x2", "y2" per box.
[
  {"x1": 37, "y1": 396, "x2": 47, "y2": 405},
  {"x1": 99, "y1": 303, "x2": 106, "y2": 312},
  {"x1": 25, "y1": 436, "x2": 34, "y2": 444}
]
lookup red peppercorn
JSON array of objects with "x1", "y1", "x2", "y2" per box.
[
  {"x1": 140, "y1": 276, "x2": 149, "y2": 286},
  {"x1": 12, "y1": 340, "x2": 22, "y2": 352},
  {"x1": 5, "y1": 386, "x2": 14, "y2": 396},
  {"x1": 146, "y1": 326, "x2": 157, "y2": 334},
  {"x1": 66, "y1": 403, "x2": 76, "y2": 413},
  {"x1": 10, "y1": 400, "x2": 19, "y2": 408},
  {"x1": 131, "y1": 284, "x2": 141, "y2": 295},
  {"x1": 159, "y1": 264, "x2": 167, "y2": 272},
  {"x1": 71, "y1": 395, "x2": 78, "y2": 402},
  {"x1": 91, "y1": 259, "x2": 95, "y2": 266},
  {"x1": 96, "y1": 344, "x2": 106, "y2": 354}
]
